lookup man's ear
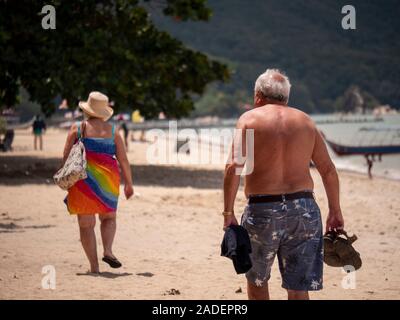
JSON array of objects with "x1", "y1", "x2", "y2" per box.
[{"x1": 254, "y1": 91, "x2": 264, "y2": 107}]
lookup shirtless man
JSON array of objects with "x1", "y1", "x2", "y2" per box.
[{"x1": 223, "y1": 69, "x2": 344, "y2": 300}]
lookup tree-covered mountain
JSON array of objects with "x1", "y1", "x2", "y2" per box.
[
  {"x1": 150, "y1": 0, "x2": 400, "y2": 117},
  {"x1": 0, "y1": 0, "x2": 229, "y2": 118}
]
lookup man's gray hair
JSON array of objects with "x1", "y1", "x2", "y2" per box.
[{"x1": 254, "y1": 69, "x2": 291, "y2": 103}]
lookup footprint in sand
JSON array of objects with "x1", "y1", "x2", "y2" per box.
[
  {"x1": 164, "y1": 288, "x2": 180, "y2": 296},
  {"x1": 0, "y1": 222, "x2": 21, "y2": 229},
  {"x1": 0, "y1": 222, "x2": 55, "y2": 233},
  {"x1": 136, "y1": 272, "x2": 154, "y2": 277},
  {"x1": 0, "y1": 222, "x2": 24, "y2": 233},
  {"x1": 24, "y1": 224, "x2": 55, "y2": 229}
]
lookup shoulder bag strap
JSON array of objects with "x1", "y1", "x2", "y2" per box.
[
  {"x1": 81, "y1": 121, "x2": 86, "y2": 139},
  {"x1": 77, "y1": 122, "x2": 81, "y2": 140}
]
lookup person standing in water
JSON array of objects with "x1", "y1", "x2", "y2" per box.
[
  {"x1": 62, "y1": 91, "x2": 134, "y2": 273},
  {"x1": 32, "y1": 114, "x2": 46, "y2": 150},
  {"x1": 118, "y1": 119, "x2": 129, "y2": 151}
]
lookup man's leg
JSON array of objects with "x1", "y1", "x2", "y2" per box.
[
  {"x1": 279, "y1": 198, "x2": 324, "y2": 300},
  {"x1": 34, "y1": 135, "x2": 37, "y2": 150},
  {"x1": 287, "y1": 290, "x2": 309, "y2": 300},
  {"x1": 39, "y1": 134, "x2": 43, "y2": 150},
  {"x1": 140, "y1": 130, "x2": 146, "y2": 141},
  {"x1": 242, "y1": 203, "x2": 279, "y2": 301},
  {"x1": 99, "y1": 213, "x2": 117, "y2": 258},
  {"x1": 247, "y1": 281, "x2": 270, "y2": 300}
]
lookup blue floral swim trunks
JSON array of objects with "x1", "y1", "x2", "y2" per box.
[{"x1": 241, "y1": 194, "x2": 323, "y2": 291}]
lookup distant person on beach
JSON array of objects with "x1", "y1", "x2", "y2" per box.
[
  {"x1": 62, "y1": 92, "x2": 134, "y2": 273},
  {"x1": 32, "y1": 114, "x2": 46, "y2": 150},
  {"x1": 119, "y1": 120, "x2": 129, "y2": 151},
  {"x1": 223, "y1": 69, "x2": 344, "y2": 300},
  {"x1": 131, "y1": 109, "x2": 146, "y2": 142},
  {"x1": 365, "y1": 154, "x2": 374, "y2": 179}
]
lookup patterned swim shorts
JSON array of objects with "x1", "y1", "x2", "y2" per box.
[{"x1": 241, "y1": 195, "x2": 323, "y2": 291}]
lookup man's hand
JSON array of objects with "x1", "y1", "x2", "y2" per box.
[
  {"x1": 326, "y1": 210, "x2": 344, "y2": 233},
  {"x1": 124, "y1": 184, "x2": 134, "y2": 199},
  {"x1": 223, "y1": 214, "x2": 239, "y2": 231}
]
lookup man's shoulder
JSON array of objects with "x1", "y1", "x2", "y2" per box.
[
  {"x1": 236, "y1": 109, "x2": 257, "y2": 128},
  {"x1": 236, "y1": 106, "x2": 315, "y2": 129},
  {"x1": 286, "y1": 105, "x2": 311, "y2": 117},
  {"x1": 239, "y1": 106, "x2": 313, "y2": 120},
  {"x1": 285, "y1": 106, "x2": 315, "y2": 125}
]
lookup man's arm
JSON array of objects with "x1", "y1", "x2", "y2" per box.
[
  {"x1": 223, "y1": 116, "x2": 247, "y2": 229},
  {"x1": 312, "y1": 128, "x2": 344, "y2": 232}
]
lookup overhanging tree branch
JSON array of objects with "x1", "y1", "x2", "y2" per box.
[{"x1": 0, "y1": 0, "x2": 229, "y2": 118}]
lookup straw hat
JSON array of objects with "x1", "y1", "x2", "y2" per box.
[{"x1": 78, "y1": 91, "x2": 113, "y2": 121}]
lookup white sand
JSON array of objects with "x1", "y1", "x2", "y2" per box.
[{"x1": 0, "y1": 129, "x2": 399, "y2": 299}]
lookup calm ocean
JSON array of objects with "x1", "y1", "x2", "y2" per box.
[
  {"x1": 205, "y1": 114, "x2": 400, "y2": 180},
  {"x1": 175, "y1": 114, "x2": 400, "y2": 180}
]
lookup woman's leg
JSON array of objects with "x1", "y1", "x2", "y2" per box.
[
  {"x1": 99, "y1": 213, "x2": 117, "y2": 258},
  {"x1": 77, "y1": 215, "x2": 99, "y2": 273}
]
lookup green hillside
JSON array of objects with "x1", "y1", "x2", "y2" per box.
[{"x1": 150, "y1": 0, "x2": 400, "y2": 116}]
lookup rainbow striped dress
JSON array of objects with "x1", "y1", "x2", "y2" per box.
[{"x1": 65, "y1": 124, "x2": 120, "y2": 214}]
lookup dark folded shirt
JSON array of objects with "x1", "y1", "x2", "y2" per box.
[{"x1": 221, "y1": 225, "x2": 252, "y2": 274}]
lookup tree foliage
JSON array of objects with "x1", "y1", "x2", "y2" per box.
[
  {"x1": 0, "y1": 0, "x2": 229, "y2": 118},
  {"x1": 192, "y1": 85, "x2": 251, "y2": 118},
  {"x1": 334, "y1": 85, "x2": 380, "y2": 113}
]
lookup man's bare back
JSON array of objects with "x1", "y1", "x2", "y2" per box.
[
  {"x1": 223, "y1": 69, "x2": 344, "y2": 300},
  {"x1": 239, "y1": 104, "x2": 316, "y2": 196}
]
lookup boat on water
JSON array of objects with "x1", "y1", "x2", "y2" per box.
[
  {"x1": 324, "y1": 139, "x2": 400, "y2": 156},
  {"x1": 322, "y1": 131, "x2": 400, "y2": 178},
  {"x1": 320, "y1": 130, "x2": 400, "y2": 156}
]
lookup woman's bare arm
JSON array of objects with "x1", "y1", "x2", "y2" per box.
[
  {"x1": 115, "y1": 131, "x2": 134, "y2": 199},
  {"x1": 61, "y1": 124, "x2": 78, "y2": 166}
]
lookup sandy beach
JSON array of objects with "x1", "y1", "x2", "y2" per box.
[{"x1": 0, "y1": 128, "x2": 399, "y2": 300}]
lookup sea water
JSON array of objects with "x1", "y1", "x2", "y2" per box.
[
  {"x1": 177, "y1": 114, "x2": 399, "y2": 180},
  {"x1": 202, "y1": 114, "x2": 400, "y2": 180}
]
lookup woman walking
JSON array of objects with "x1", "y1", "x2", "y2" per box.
[{"x1": 62, "y1": 91, "x2": 134, "y2": 273}]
